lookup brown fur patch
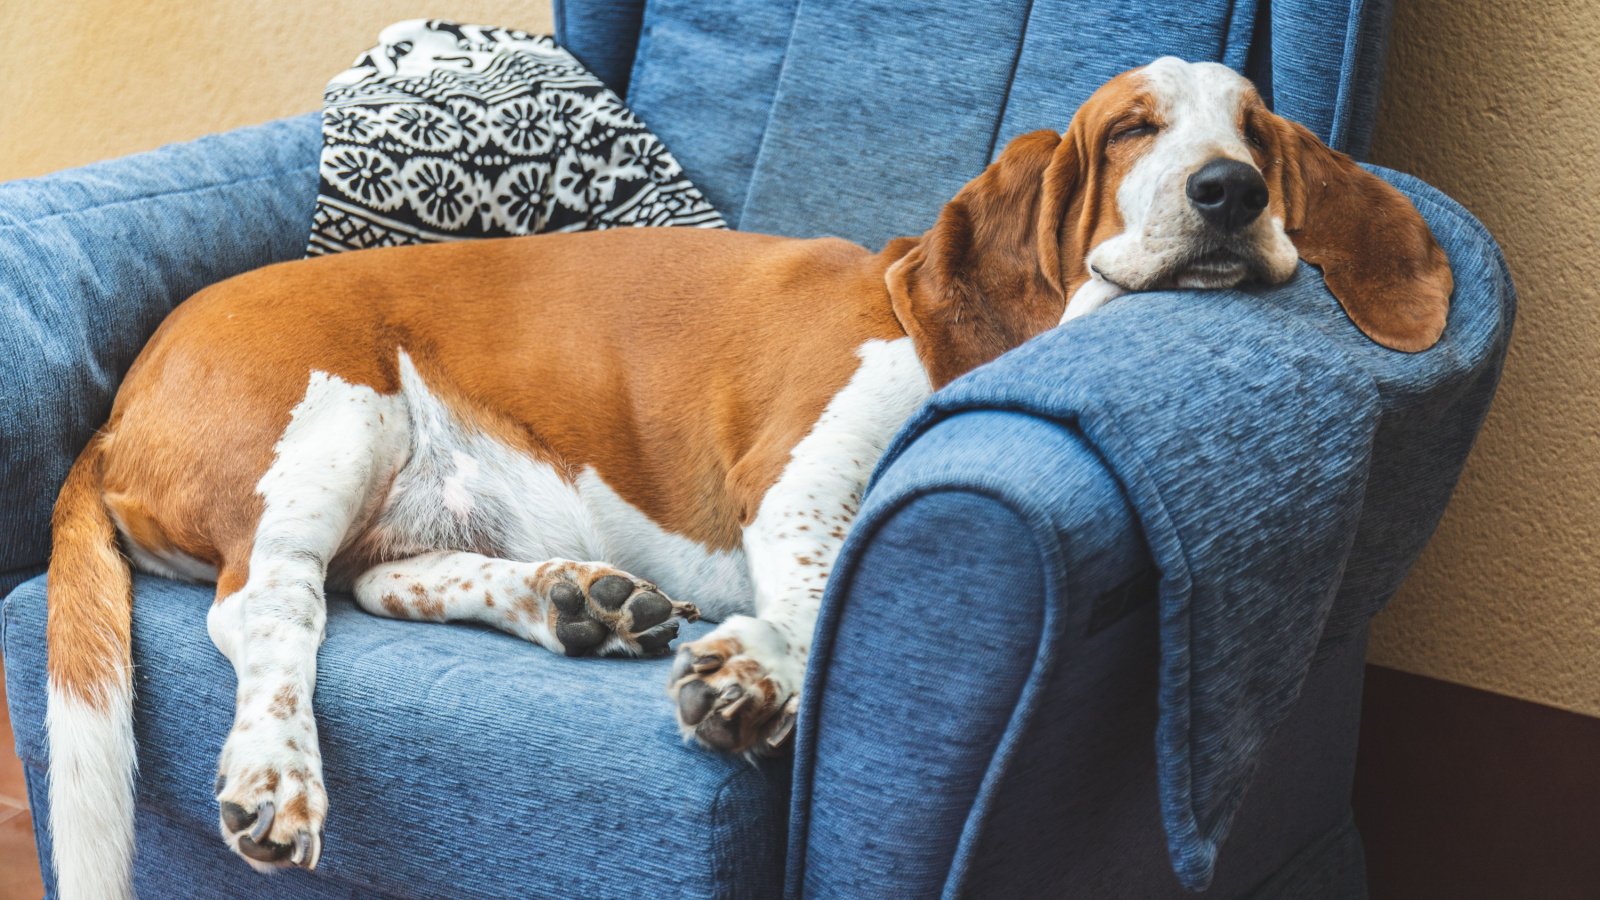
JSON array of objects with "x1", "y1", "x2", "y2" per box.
[
  {"x1": 269, "y1": 685, "x2": 299, "y2": 719},
  {"x1": 1249, "y1": 102, "x2": 1450, "y2": 350},
  {"x1": 46, "y1": 436, "x2": 133, "y2": 708},
  {"x1": 281, "y1": 793, "x2": 311, "y2": 823},
  {"x1": 415, "y1": 594, "x2": 445, "y2": 619},
  {"x1": 884, "y1": 71, "x2": 1164, "y2": 389}
]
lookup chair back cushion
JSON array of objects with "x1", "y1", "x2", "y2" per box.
[{"x1": 558, "y1": 0, "x2": 1393, "y2": 244}]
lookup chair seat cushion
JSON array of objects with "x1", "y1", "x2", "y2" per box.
[{"x1": 3, "y1": 575, "x2": 787, "y2": 899}]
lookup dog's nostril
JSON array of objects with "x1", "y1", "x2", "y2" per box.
[
  {"x1": 1189, "y1": 180, "x2": 1225, "y2": 206},
  {"x1": 1187, "y1": 158, "x2": 1269, "y2": 231}
]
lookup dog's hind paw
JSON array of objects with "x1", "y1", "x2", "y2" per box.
[
  {"x1": 214, "y1": 703, "x2": 327, "y2": 872},
  {"x1": 537, "y1": 563, "x2": 699, "y2": 658}
]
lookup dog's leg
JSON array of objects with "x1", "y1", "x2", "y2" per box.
[
  {"x1": 667, "y1": 488, "x2": 843, "y2": 755},
  {"x1": 668, "y1": 475, "x2": 848, "y2": 755},
  {"x1": 352, "y1": 552, "x2": 698, "y2": 657},
  {"x1": 205, "y1": 372, "x2": 405, "y2": 871},
  {"x1": 670, "y1": 338, "x2": 931, "y2": 756}
]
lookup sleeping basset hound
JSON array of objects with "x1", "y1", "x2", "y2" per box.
[{"x1": 44, "y1": 57, "x2": 1450, "y2": 896}]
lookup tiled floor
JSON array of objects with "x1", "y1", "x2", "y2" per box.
[{"x1": 0, "y1": 660, "x2": 45, "y2": 899}]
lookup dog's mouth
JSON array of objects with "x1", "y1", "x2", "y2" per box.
[{"x1": 1167, "y1": 247, "x2": 1253, "y2": 289}]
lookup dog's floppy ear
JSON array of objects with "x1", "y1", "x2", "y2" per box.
[
  {"x1": 886, "y1": 130, "x2": 1080, "y2": 387},
  {"x1": 1256, "y1": 110, "x2": 1452, "y2": 352}
]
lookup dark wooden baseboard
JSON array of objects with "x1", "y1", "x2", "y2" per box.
[{"x1": 1353, "y1": 665, "x2": 1600, "y2": 899}]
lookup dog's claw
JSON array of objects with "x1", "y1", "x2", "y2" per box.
[
  {"x1": 718, "y1": 685, "x2": 750, "y2": 719},
  {"x1": 248, "y1": 800, "x2": 275, "y2": 843},
  {"x1": 766, "y1": 707, "x2": 798, "y2": 748},
  {"x1": 291, "y1": 828, "x2": 322, "y2": 869},
  {"x1": 671, "y1": 620, "x2": 803, "y2": 756}
]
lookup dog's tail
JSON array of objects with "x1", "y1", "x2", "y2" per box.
[{"x1": 45, "y1": 432, "x2": 137, "y2": 899}]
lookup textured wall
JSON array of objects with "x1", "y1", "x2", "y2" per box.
[
  {"x1": 0, "y1": 2, "x2": 552, "y2": 182},
  {"x1": 1364, "y1": 0, "x2": 1600, "y2": 716},
  {"x1": 1, "y1": 3, "x2": 1595, "y2": 713}
]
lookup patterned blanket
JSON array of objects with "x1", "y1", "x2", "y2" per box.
[{"x1": 308, "y1": 20, "x2": 723, "y2": 257}]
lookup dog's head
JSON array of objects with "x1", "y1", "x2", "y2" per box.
[{"x1": 887, "y1": 56, "x2": 1452, "y2": 387}]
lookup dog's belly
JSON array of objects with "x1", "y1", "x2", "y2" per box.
[{"x1": 338, "y1": 352, "x2": 756, "y2": 621}]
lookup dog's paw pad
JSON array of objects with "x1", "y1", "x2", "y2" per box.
[{"x1": 548, "y1": 565, "x2": 698, "y2": 657}]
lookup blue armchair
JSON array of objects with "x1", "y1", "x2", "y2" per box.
[{"x1": 2, "y1": 1, "x2": 1512, "y2": 897}]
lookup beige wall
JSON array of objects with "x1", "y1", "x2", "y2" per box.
[
  {"x1": 0, "y1": 3, "x2": 553, "y2": 181},
  {"x1": 1364, "y1": 0, "x2": 1600, "y2": 715},
  {"x1": 2, "y1": 3, "x2": 1596, "y2": 713}
]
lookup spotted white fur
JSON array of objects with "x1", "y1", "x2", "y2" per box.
[
  {"x1": 353, "y1": 552, "x2": 568, "y2": 650},
  {"x1": 206, "y1": 368, "x2": 407, "y2": 870},
  {"x1": 1070, "y1": 57, "x2": 1300, "y2": 320},
  {"x1": 742, "y1": 337, "x2": 930, "y2": 643},
  {"x1": 671, "y1": 337, "x2": 932, "y2": 747},
  {"x1": 351, "y1": 551, "x2": 695, "y2": 657},
  {"x1": 180, "y1": 348, "x2": 759, "y2": 871}
]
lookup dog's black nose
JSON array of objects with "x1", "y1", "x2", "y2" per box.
[{"x1": 1186, "y1": 158, "x2": 1269, "y2": 232}]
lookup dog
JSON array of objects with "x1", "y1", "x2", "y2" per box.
[{"x1": 42, "y1": 57, "x2": 1450, "y2": 896}]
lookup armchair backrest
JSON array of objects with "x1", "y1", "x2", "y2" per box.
[{"x1": 555, "y1": 0, "x2": 1394, "y2": 246}]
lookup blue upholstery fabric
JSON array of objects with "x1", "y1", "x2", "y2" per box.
[
  {"x1": 794, "y1": 472, "x2": 1373, "y2": 898},
  {"x1": 623, "y1": 0, "x2": 799, "y2": 220},
  {"x1": 791, "y1": 169, "x2": 1513, "y2": 892},
  {"x1": 1264, "y1": 0, "x2": 1395, "y2": 159},
  {"x1": 3, "y1": 576, "x2": 788, "y2": 898},
  {"x1": 893, "y1": 294, "x2": 1377, "y2": 891},
  {"x1": 622, "y1": 0, "x2": 1393, "y2": 243},
  {"x1": 0, "y1": 114, "x2": 322, "y2": 597},
  {"x1": 551, "y1": 0, "x2": 648, "y2": 94}
]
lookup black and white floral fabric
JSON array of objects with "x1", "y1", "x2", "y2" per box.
[{"x1": 307, "y1": 20, "x2": 724, "y2": 257}]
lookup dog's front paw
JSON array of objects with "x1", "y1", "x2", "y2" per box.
[
  {"x1": 214, "y1": 697, "x2": 327, "y2": 872},
  {"x1": 669, "y1": 616, "x2": 801, "y2": 756}
]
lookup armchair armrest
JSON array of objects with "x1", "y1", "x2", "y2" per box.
[
  {"x1": 787, "y1": 408, "x2": 1154, "y2": 897},
  {"x1": 788, "y1": 168, "x2": 1514, "y2": 896},
  {"x1": 0, "y1": 114, "x2": 320, "y2": 594}
]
